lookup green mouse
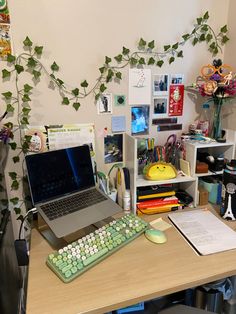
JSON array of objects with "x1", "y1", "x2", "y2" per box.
[{"x1": 145, "y1": 228, "x2": 167, "y2": 244}]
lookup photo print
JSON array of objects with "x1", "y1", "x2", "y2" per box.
[
  {"x1": 97, "y1": 93, "x2": 112, "y2": 114},
  {"x1": 131, "y1": 105, "x2": 150, "y2": 136},
  {"x1": 153, "y1": 97, "x2": 168, "y2": 118},
  {"x1": 153, "y1": 74, "x2": 169, "y2": 96},
  {"x1": 114, "y1": 94, "x2": 126, "y2": 106},
  {"x1": 170, "y1": 74, "x2": 184, "y2": 84},
  {"x1": 104, "y1": 134, "x2": 123, "y2": 164}
]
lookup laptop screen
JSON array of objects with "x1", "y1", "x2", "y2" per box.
[{"x1": 25, "y1": 145, "x2": 95, "y2": 204}]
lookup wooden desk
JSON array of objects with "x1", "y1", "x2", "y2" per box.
[{"x1": 26, "y1": 209, "x2": 236, "y2": 314}]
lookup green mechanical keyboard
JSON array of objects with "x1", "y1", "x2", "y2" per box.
[{"x1": 46, "y1": 213, "x2": 149, "y2": 283}]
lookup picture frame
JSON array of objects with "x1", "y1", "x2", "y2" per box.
[
  {"x1": 153, "y1": 74, "x2": 169, "y2": 96},
  {"x1": 97, "y1": 93, "x2": 112, "y2": 114},
  {"x1": 152, "y1": 97, "x2": 168, "y2": 118},
  {"x1": 170, "y1": 74, "x2": 184, "y2": 84},
  {"x1": 131, "y1": 105, "x2": 150, "y2": 136}
]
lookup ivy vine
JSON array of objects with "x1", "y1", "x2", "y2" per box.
[{"x1": 0, "y1": 11, "x2": 229, "y2": 216}]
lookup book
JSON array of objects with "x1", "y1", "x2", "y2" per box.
[
  {"x1": 137, "y1": 204, "x2": 180, "y2": 215},
  {"x1": 137, "y1": 196, "x2": 178, "y2": 209},
  {"x1": 137, "y1": 185, "x2": 174, "y2": 197},
  {"x1": 138, "y1": 191, "x2": 175, "y2": 200}
]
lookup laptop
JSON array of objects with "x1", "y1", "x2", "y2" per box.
[{"x1": 25, "y1": 145, "x2": 122, "y2": 238}]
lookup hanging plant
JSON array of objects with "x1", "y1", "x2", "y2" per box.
[{"x1": 0, "y1": 11, "x2": 229, "y2": 217}]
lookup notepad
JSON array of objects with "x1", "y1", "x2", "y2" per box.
[{"x1": 168, "y1": 209, "x2": 236, "y2": 255}]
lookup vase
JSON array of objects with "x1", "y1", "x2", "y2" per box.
[{"x1": 211, "y1": 97, "x2": 223, "y2": 140}]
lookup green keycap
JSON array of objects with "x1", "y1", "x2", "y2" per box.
[
  {"x1": 59, "y1": 262, "x2": 68, "y2": 270},
  {"x1": 61, "y1": 264, "x2": 72, "y2": 274},
  {"x1": 83, "y1": 248, "x2": 108, "y2": 266},
  {"x1": 65, "y1": 270, "x2": 72, "y2": 278}
]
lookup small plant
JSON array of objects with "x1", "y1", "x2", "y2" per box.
[{"x1": 0, "y1": 11, "x2": 229, "y2": 217}]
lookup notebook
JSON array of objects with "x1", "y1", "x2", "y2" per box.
[{"x1": 25, "y1": 145, "x2": 122, "y2": 238}]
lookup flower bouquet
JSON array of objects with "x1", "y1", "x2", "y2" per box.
[{"x1": 195, "y1": 59, "x2": 236, "y2": 140}]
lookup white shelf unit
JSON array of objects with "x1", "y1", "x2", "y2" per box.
[
  {"x1": 184, "y1": 140, "x2": 235, "y2": 206},
  {"x1": 124, "y1": 134, "x2": 197, "y2": 213}
]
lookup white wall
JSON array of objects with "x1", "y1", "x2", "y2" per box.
[{"x1": 2, "y1": 0, "x2": 230, "y2": 193}]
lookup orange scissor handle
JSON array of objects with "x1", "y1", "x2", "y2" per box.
[{"x1": 201, "y1": 64, "x2": 233, "y2": 79}]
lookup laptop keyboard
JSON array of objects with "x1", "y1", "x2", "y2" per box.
[{"x1": 41, "y1": 189, "x2": 107, "y2": 221}]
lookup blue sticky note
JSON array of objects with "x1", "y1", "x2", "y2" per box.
[{"x1": 111, "y1": 116, "x2": 126, "y2": 133}]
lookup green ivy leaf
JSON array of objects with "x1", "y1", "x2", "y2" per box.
[
  {"x1": 23, "y1": 36, "x2": 33, "y2": 47},
  {"x1": 206, "y1": 33, "x2": 213, "y2": 42},
  {"x1": 2, "y1": 69, "x2": 11, "y2": 79},
  {"x1": 73, "y1": 102, "x2": 80, "y2": 111},
  {"x1": 27, "y1": 57, "x2": 37, "y2": 68},
  {"x1": 72, "y1": 88, "x2": 79, "y2": 96},
  {"x1": 105, "y1": 56, "x2": 112, "y2": 64},
  {"x1": 8, "y1": 142, "x2": 17, "y2": 150},
  {"x1": 99, "y1": 67, "x2": 106, "y2": 74},
  {"x1": 203, "y1": 11, "x2": 209, "y2": 20},
  {"x1": 115, "y1": 72, "x2": 122, "y2": 80},
  {"x1": 177, "y1": 50, "x2": 183, "y2": 58},
  {"x1": 24, "y1": 84, "x2": 33, "y2": 93},
  {"x1": 148, "y1": 40, "x2": 155, "y2": 49},
  {"x1": 201, "y1": 25, "x2": 208, "y2": 32},
  {"x1": 147, "y1": 57, "x2": 155, "y2": 65},
  {"x1": 197, "y1": 17, "x2": 202, "y2": 25},
  {"x1": 164, "y1": 45, "x2": 171, "y2": 51},
  {"x1": 213, "y1": 47, "x2": 219, "y2": 55},
  {"x1": 95, "y1": 93, "x2": 101, "y2": 101},
  {"x1": 81, "y1": 80, "x2": 88, "y2": 88},
  {"x1": 22, "y1": 141, "x2": 30, "y2": 153},
  {"x1": 122, "y1": 47, "x2": 130, "y2": 55},
  {"x1": 11, "y1": 180, "x2": 19, "y2": 190},
  {"x1": 114, "y1": 54, "x2": 122, "y2": 63},
  {"x1": 6, "y1": 104, "x2": 14, "y2": 112},
  {"x1": 51, "y1": 61, "x2": 59, "y2": 71},
  {"x1": 10, "y1": 197, "x2": 19, "y2": 205},
  {"x1": 62, "y1": 97, "x2": 70, "y2": 105},
  {"x1": 20, "y1": 117, "x2": 29, "y2": 125},
  {"x1": 9, "y1": 172, "x2": 17, "y2": 180},
  {"x1": 192, "y1": 37, "x2": 198, "y2": 46},
  {"x1": 210, "y1": 42, "x2": 216, "y2": 49},
  {"x1": 15, "y1": 64, "x2": 24, "y2": 74},
  {"x1": 169, "y1": 56, "x2": 175, "y2": 64},
  {"x1": 222, "y1": 35, "x2": 229, "y2": 44},
  {"x1": 100, "y1": 84, "x2": 107, "y2": 93},
  {"x1": 106, "y1": 69, "x2": 114, "y2": 82},
  {"x1": 22, "y1": 107, "x2": 31, "y2": 115},
  {"x1": 220, "y1": 25, "x2": 228, "y2": 33},
  {"x1": 199, "y1": 34, "x2": 205, "y2": 41},
  {"x1": 7, "y1": 54, "x2": 16, "y2": 63},
  {"x1": 138, "y1": 57, "x2": 146, "y2": 65},
  {"x1": 24, "y1": 135, "x2": 32, "y2": 142},
  {"x1": 14, "y1": 208, "x2": 21, "y2": 215},
  {"x1": 2, "y1": 91, "x2": 12, "y2": 99},
  {"x1": 34, "y1": 46, "x2": 43, "y2": 55},
  {"x1": 172, "y1": 43, "x2": 179, "y2": 50},
  {"x1": 130, "y1": 57, "x2": 138, "y2": 65},
  {"x1": 12, "y1": 156, "x2": 19, "y2": 163},
  {"x1": 182, "y1": 34, "x2": 190, "y2": 41},
  {"x1": 50, "y1": 73, "x2": 56, "y2": 79},
  {"x1": 33, "y1": 70, "x2": 41, "y2": 79},
  {"x1": 138, "y1": 38, "x2": 146, "y2": 48},
  {"x1": 22, "y1": 94, "x2": 31, "y2": 102},
  {"x1": 156, "y1": 60, "x2": 164, "y2": 67}
]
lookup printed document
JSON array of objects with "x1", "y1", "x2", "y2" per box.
[{"x1": 168, "y1": 209, "x2": 236, "y2": 255}]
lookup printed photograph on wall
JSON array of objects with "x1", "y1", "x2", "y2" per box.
[
  {"x1": 131, "y1": 105, "x2": 150, "y2": 136},
  {"x1": 153, "y1": 74, "x2": 169, "y2": 96},
  {"x1": 97, "y1": 93, "x2": 112, "y2": 114},
  {"x1": 153, "y1": 97, "x2": 168, "y2": 117},
  {"x1": 0, "y1": 0, "x2": 10, "y2": 24},
  {"x1": 104, "y1": 134, "x2": 123, "y2": 164},
  {"x1": 114, "y1": 94, "x2": 126, "y2": 106},
  {"x1": 129, "y1": 68, "x2": 151, "y2": 105},
  {"x1": 0, "y1": 23, "x2": 11, "y2": 60},
  {"x1": 170, "y1": 74, "x2": 184, "y2": 84},
  {"x1": 168, "y1": 84, "x2": 184, "y2": 116}
]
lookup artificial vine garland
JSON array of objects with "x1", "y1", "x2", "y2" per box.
[{"x1": 0, "y1": 11, "x2": 229, "y2": 216}]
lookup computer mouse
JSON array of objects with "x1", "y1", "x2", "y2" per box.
[{"x1": 144, "y1": 228, "x2": 167, "y2": 244}]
